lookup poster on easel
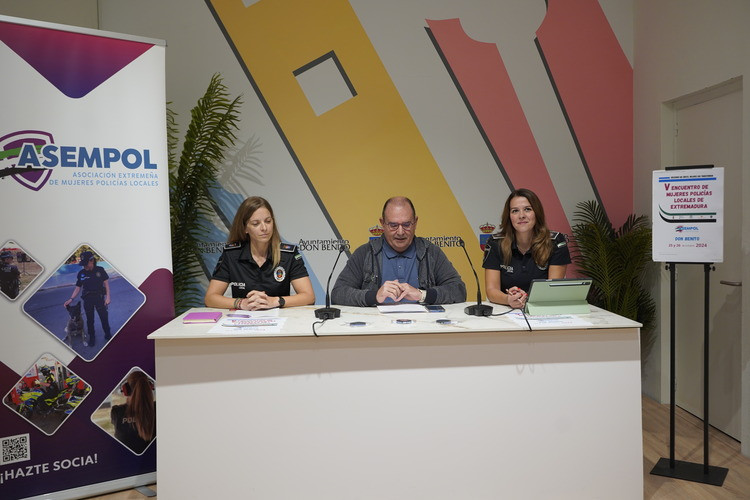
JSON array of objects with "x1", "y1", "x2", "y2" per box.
[
  {"x1": 0, "y1": 16, "x2": 172, "y2": 499},
  {"x1": 652, "y1": 167, "x2": 724, "y2": 263}
]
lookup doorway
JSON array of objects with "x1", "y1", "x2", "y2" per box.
[{"x1": 668, "y1": 78, "x2": 743, "y2": 440}]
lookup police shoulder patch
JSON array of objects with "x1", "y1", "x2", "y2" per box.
[
  {"x1": 280, "y1": 243, "x2": 296, "y2": 253},
  {"x1": 550, "y1": 231, "x2": 568, "y2": 247},
  {"x1": 482, "y1": 245, "x2": 491, "y2": 261},
  {"x1": 483, "y1": 234, "x2": 500, "y2": 261}
]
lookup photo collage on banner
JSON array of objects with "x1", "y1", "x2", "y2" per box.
[{"x1": 0, "y1": 17, "x2": 173, "y2": 499}]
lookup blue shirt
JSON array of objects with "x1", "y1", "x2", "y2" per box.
[{"x1": 380, "y1": 240, "x2": 418, "y2": 303}]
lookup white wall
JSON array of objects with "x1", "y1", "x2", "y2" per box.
[
  {"x1": 0, "y1": 0, "x2": 97, "y2": 28},
  {"x1": 634, "y1": 0, "x2": 750, "y2": 454}
]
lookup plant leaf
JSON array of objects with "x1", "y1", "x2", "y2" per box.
[{"x1": 168, "y1": 74, "x2": 243, "y2": 315}]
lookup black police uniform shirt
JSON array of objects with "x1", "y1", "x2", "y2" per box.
[
  {"x1": 1, "y1": 262, "x2": 20, "y2": 297},
  {"x1": 482, "y1": 232, "x2": 571, "y2": 293},
  {"x1": 111, "y1": 404, "x2": 154, "y2": 454},
  {"x1": 75, "y1": 266, "x2": 109, "y2": 296},
  {"x1": 211, "y1": 242, "x2": 309, "y2": 298}
]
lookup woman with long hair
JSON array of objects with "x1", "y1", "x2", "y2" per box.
[
  {"x1": 110, "y1": 370, "x2": 155, "y2": 454},
  {"x1": 205, "y1": 196, "x2": 314, "y2": 310},
  {"x1": 482, "y1": 188, "x2": 570, "y2": 309}
]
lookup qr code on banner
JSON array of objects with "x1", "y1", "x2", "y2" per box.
[{"x1": 1, "y1": 433, "x2": 30, "y2": 465}]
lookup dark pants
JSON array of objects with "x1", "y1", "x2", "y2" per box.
[
  {"x1": 1, "y1": 279, "x2": 19, "y2": 299},
  {"x1": 83, "y1": 293, "x2": 111, "y2": 342}
]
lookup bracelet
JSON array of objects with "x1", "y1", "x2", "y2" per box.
[{"x1": 233, "y1": 297, "x2": 241, "y2": 309}]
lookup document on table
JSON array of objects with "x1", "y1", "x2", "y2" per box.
[
  {"x1": 209, "y1": 309, "x2": 286, "y2": 333},
  {"x1": 376, "y1": 303, "x2": 427, "y2": 313},
  {"x1": 505, "y1": 310, "x2": 592, "y2": 328},
  {"x1": 224, "y1": 309, "x2": 279, "y2": 318}
]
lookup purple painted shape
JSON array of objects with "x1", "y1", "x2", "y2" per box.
[
  {"x1": 0, "y1": 130, "x2": 55, "y2": 190},
  {"x1": 0, "y1": 21, "x2": 153, "y2": 99}
]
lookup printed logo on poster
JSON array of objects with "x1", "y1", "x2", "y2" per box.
[
  {"x1": 368, "y1": 225, "x2": 384, "y2": 241},
  {"x1": 0, "y1": 131, "x2": 55, "y2": 191},
  {"x1": 477, "y1": 222, "x2": 496, "y2": 250},
  {"x1": 297, "y1": 239, "x2": 350, "y2": 252},
  {"x1": 0, "y1": 130, "x2": 162, "y2": 191}
]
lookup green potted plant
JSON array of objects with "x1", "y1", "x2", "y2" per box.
[
  {"x1": 168, "y1": 74, "x2": 242, "y2": 315},
  {"x1": 571, "y1": 200, "x2": 657, "y2": 358}
]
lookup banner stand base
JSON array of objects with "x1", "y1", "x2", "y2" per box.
[
  {"x1": 135, "y1": 485, "x2": 157, "y2": 497},
  {"x1": 650, "y1": 457, "x2": 728, "y2": 486}
]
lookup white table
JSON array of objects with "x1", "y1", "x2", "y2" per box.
[{"x1": 148, "y1": 303, "x2": 643, "y2": 499}]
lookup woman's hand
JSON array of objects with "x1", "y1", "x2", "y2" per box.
[
  {"x1": 506, "y1": 287, "x2": 527, "y2": 309},
  {"x1": 241, "y1": 290, "x2": 272, "y2": 310}
]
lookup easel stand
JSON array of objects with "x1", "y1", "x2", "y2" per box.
[{"x1": 650, "y1": 262, "x2": 728, "y2": 486}]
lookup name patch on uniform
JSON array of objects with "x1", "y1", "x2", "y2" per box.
[
  {"x1": 273, "y1": 266, "x2": 286, "y2": 282},
  {"x1": 500, "y1": 265, "x2": 513, "y2": 274}
]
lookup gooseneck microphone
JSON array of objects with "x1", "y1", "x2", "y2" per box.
[
  {"x1": 315, "y1": 242, "x2": 347, "y2": 319},
  {"x1": 458, "y1": 238, "x2": 493, "y2": 316}
]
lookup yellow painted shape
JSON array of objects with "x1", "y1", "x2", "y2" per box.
[{"x1": 210, "y1": 0, "x2": 486, "y2": 298}]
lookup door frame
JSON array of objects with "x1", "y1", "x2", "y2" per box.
[{"x1": 659, "y1": 76, "x2": 747, "y2": 454}]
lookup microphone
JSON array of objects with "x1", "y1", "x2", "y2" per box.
[
  {"x1": 315, "y1": 242, "x2": 348, "y2": 319},
  {"x1": 458, "y1": 238, "x2": 493, "y2": 316}
]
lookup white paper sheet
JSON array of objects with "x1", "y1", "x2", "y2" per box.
[
  {"x1": 505, "y1": 311, "x2": 593, "y2": 329},
  {"x1": 209, "y1": 310, "x2": 286, "y2": 333},
  {"x1": 376, "y1": 303, "x2": 427, "y2": 313}
]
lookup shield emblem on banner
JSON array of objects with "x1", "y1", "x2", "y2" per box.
[{"x1": 0, "y1": 130, "x2": 55, "y2": 191}]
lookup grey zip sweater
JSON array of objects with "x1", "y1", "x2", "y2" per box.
[{"x1": 331, "y1": 236, "x2": 466, "y2": 306}]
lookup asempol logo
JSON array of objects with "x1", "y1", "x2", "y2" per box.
[
  {"x1": 0, "y1": 131, "x2": 55, "y2": 191},
  {"x1": 0, "y1": 130, "x2": 159, "y2": 191},
  {"x1": 675, "y1": 225, "x2": 699, "y2": 232}
]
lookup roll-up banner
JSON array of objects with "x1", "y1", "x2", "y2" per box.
[{"x1": 0, "y1": 16, "x2": 172, "y2": 499}]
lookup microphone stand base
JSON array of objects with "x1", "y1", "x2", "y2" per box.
[
  {"x1": 315, "y1": 307, "x2": 341, "y2": 320},
  {"x1": 464, "y1": 303, "x2": 493, "y2": 316}
]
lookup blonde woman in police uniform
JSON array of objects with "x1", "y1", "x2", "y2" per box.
[
  {"x1": 205, "y1": 197, "x2": 314, "y2": 310},
  {"x1": 482, "y1": 188, "x2": 570, "y2": 309}
]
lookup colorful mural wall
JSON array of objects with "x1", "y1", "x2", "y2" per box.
[{"x1": 102, "y1": 0, "x2": 633, "y2": 302}]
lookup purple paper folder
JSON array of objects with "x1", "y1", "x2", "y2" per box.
[{"x1": 182, "y1": 311, "x2": 223, "y2": 324}]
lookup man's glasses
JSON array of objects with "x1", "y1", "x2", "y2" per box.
[{"x1": 384, "y1": 221, "x2": 414, "y2": 231}]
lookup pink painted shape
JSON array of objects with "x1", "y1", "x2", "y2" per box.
[
  {"x1": 537, "y1": 0, "x2": 633, "y2": 228},
  {"x1": 427, "y1": 18, "x2": 573, "y2": 239}
]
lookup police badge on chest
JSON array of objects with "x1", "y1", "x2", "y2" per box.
[{"x1": 230, "y1": 282, "x2": 246, "y2": 294}]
